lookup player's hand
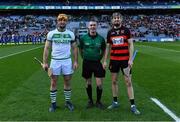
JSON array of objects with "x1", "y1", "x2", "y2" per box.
[
  {"x1": 42, "y1": 63, "x2": 49, "y2": 71},
  {"x1": 128, "y1": 60, "x2": 133, "y2": 68},
  {"x1": 102, "y1": 61, "x2": 107, "y2": 70},
  {"x1": 73, "y1": 61, "x2": 78, "y2": 70}
]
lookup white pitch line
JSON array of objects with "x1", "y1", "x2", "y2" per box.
[
  {"x1": 0, "y1": 46, "x2": 43, "y2": 60},
  {"x1": 151, "y1": 97, "x2": 180, "y2": 122}
]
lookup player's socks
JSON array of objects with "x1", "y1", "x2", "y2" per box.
[
  {"x1": 64, "y1": 89, "x2": 74, "y2": 111},
  {"x1": 50, "y1": 89, "x2": 57, "y2": 104},
  {"x1": 49, "y1": 90, "x2": 57, "y2": 112},
  {"x1": 113, "y1": 97, "x2": 118, "y2": 102},
  {"x1": 64, "y1": 89, "x2": 71, "y2": 102},
  {"x1": 130, "y1": 99, "x2": 135, "y2": 105}
]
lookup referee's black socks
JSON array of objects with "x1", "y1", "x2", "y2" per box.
[
  {"x1": 86, "y1": 84, "x2": 93, "y2": 102},
  {"x1": 96, "y1": 86, "x2": 102, "y2": 103}
]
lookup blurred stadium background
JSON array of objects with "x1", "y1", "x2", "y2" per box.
[
  {"x1": 0, "y1": 0, "x2": 179, "y2": 44},
  {"x1": 0, "y1": 0, "x2": 180, "y2": 121}
]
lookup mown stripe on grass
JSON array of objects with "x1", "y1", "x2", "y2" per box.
[
  {"x1": 0, "y1": 46, "x2": 43, "y2": 59},
  {"x1": 0, "y1": 47, "x2": 43, "y2": 103},
  {"x1": 137, "y1": 45, "x2": 180, "y2": 53},
  {"x1": 135, "y1": 45, "x2": 180, "y2": 64}
]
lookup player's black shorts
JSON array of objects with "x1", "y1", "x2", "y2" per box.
[
  {"x1": 82, "y1": 59, "x2": 105, "y2": 79},
  {"x1": 109, "y1": 60, "x2": 132, "y2": 74}
]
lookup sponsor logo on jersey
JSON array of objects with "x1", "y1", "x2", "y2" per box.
[
  {"x1": 52, "y1": 34, "x2": 71, "y2": 43},
  {"x1": 112, "y1": 37, "x2": 124, "y2": 45}
]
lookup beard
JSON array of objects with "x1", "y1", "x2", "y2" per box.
[
  {"x1": 60, "y1": 25, "x2": 66, "y2": 29},
  {"x1": 114, "y1": 23, "x2": 120, "y2": 27},
  {"x1": 57, "y1": 25, "x2": 66, "y2": 31}
]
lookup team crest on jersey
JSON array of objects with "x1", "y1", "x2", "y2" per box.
[{"x1": 121, "y1": 30, "x2": 125, "y2": 34}]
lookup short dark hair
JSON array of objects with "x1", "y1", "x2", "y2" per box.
[{"x1": 89, "y1": 16, "x2": 98, "y2": 23}]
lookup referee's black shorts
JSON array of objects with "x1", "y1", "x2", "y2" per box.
[
  {"x1": 109, "y1": 60, "x2": 132, "y2": 74},
  {"x1": 82, "y1": 59, "x2": 105, "y2": 79}
]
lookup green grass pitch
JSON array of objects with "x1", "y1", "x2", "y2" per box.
[{"x1": 0, "y1": 42, "x2": 179, "y2": 121}]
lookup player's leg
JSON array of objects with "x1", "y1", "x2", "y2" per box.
[
  {"x1": 49, "y1": 75, "x2": 58, "y2": 112},
  {"x1": 122, "y1": 66, "x2": 134, "y2": 100},
  {"x1": 62, "y1": 59, "x2": 74, "y2": 111},
  {"x1": 123, "y1": 68, "x2": 140, "y2": 115},
  {"x1": 49, "y1": 59, "x2": 61, "y2": 112},
  {"x1": 108, "y1": 60, "x2": 120, "y2": 109},
  {"x1": 63, "y1": 75, "x2": 72, "y2": 100},
  {"x1": 107, "y1": 73, "x2": 120, "y2": 109},
  {"x1": 63, "y1": 74, "x2": 74, "y2": 111}
]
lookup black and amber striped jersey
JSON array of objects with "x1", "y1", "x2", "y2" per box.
[{"x1": 107, "y1": 26, "x2": 131, "y2": 61}]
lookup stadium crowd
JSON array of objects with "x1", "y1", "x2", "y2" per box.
[
  {"x1": 0, "y1": 15, "x2": 54, "y2": 45},
  {"x1": 0, "y1": 14, "x2": 179, "y2": 45},
  {"x1": 124, "y1": 14, "x2": 179, "y2": 38}
]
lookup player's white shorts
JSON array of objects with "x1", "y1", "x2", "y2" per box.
[{"x1": 50, "y1": 58, "x2": 74, "y2": 76}]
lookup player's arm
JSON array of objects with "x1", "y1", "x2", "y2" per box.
[
  {"x1": 103, "y1": 31, "x2": 111, "y2": 69},
  {"x1": 128, "y1": 38, "x2": 134, "y2": 68},
  {"x1": 43, "y1": 40, "x2": 51, "y2": 71},
  {"x1": 71, "y1": 41, "x2": 78, "y2": 70}
]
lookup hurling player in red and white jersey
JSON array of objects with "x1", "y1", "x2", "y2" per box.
[{"x1": 103, "y1": 12, "x2": 140, "y2": 115}]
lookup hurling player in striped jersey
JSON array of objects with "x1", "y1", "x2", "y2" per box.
[{"x1": 103, "y1": 12, "x2": 140, "y2": 115}]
